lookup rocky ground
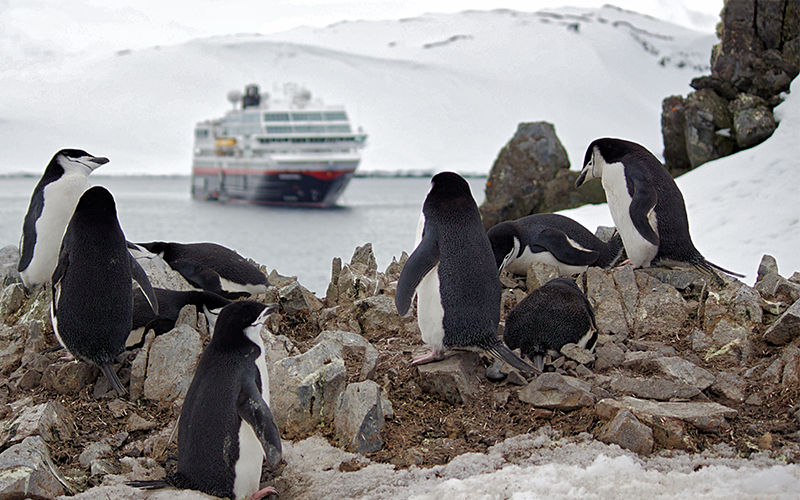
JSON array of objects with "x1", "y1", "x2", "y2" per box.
[{"x1": 0, "y1": 242, "x2": 799, "y2": 499}]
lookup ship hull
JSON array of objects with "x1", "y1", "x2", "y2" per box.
[{"x1": 192, "y1": 162, "x2": 357, "y2": 207}]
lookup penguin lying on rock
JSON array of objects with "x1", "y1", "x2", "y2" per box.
[
  {"x1": 129, "y1": 301, "x2": 282, "y2": 500},
  {"x1": 503, "y1": 277, "x2": 596, "y2": 372},
  {"x1": 395, "y1": 172, "x2": 539, "y2": 378},
  {"x1": 575, "y1": 137, "x2": 743, "y2": 278},
  {"x1": 487, "y1": 213, "x2": 624, "y2": 276},
  {"x1": 127, "y1": 287, "x2": 232, "y2": 349},
  {"x1": 131, "y1": 241, "x2": 270, "y2": 299},
  {"x1": 19, "y1": 149, "x2": 108, "y2": 289},
  {"x1": 51, "y1": 187, "x2": 157, "y2": 397}
]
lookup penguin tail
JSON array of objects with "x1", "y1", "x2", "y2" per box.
[
  {"x1": 127, "y1": 479, "x2": 171, "y2": 490},
  {"x1": 100, "y1": 362, "x2": 128, "y2": 397},
  {"x1": 695, "y1": 259, "x2": 745, "y2": 279},
  {"x1": 483, "y1": 342, "x2": 541, "y2": 379}
]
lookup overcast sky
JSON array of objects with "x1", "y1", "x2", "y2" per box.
[{"x1": 4, "y1": 0, "x2": 723, "y2": 57}]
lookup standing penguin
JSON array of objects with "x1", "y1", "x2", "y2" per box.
[
  {"x1": 129, "y1": 301, "x2": 282, "y2": 500},
  {"x1": 18, "y1": 149, "x2": 109, "y2": 289},
  {"x1": 503, "y1": 277, "x2": 596, "y2": 372},
  {"x1": 127, "y1": 287, "x2": 232, "y2": 349},
  {"x1": 395, "y1": 172, "x2": 538, "y2": 377},
  {"x1": 575, "y1": 138, "x2": 742, "y2": 277},
  {"x1": 51, "y1": 186, "x2": 157, "y2": 397},
  {"x1": 132, "y1": 241, "x2": 270, "y2": 299},
  {"x1": 487, "y1": 213, "x2": 624, "y2": 276}
]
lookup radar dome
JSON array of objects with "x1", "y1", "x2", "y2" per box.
[{"x1": 227, "y1": 90, "x2": 243, "y2": 104}]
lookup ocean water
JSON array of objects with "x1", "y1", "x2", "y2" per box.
[{"x1": 0, "y1": 175, "x2": 487, "y2": 294}]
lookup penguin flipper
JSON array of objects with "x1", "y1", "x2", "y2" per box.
[
  {"x1": 238, "y1": 373, "x2": 283, "y2": 469},
  {"x1": 18, "y1": 189, "x2": 44, "y2": 273},
  {"x1": 50, "y1": 239, "x2": 72, "y2": 316},
  {"x1": 395, "y1": 229, "x2": 439, "y2": 315},
  {"x1": 171, "y1": 258, "x2": 225, "y2": 295},
  {"x1": 129, "y1": 252, "x2": 158, "y2": 315},
  {"x1": 628, "y1": 178, "x2": 660, "y2": 246},
  {"x1": 535, "y1": 228, "x2": 600, "y2": 266}
]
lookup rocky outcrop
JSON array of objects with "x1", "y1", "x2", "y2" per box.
[
  {"x1": 0, "y1": 239, "x2": 799, "y2": 498},
  {"x1": 478, "y1": 122, "x2": 606, "y2": 229},
  {"x1": 662, "y1": 0, "x2": 799, "y2": 174}
]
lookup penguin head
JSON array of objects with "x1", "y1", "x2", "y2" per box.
[
  {"x1": 74, "y1": 186, "x2": 117, "y2": 216},
  {"x1": 575, "y1": 140, "x2": 606, "y2": 187},
  {"x1": 54, "y1": 149, "x2": 109, "y2": 175},
  {"x1": 199, "y1": 291, "x2": 233, "y2": 335},
  {"x1": 576, "y1": 138, "x2": 654, "y2": 188},
  {"x1": 210, "y1": 300, "x2": 278, "y2": 349},
  {"x1": 486, "y1": 221, "x2": 520, "y2": 271},
  {"x1": 427, "y1": 171, "x2": 472, "y2": 201}
]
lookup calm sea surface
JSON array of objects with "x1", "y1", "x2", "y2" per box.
[{"x1": 0, "y1": 175, "x2": 486, "y2": 294}]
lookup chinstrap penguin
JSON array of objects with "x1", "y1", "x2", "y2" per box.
[
  {"x1": 503, "y1": 277, "x2": 597, "y2": 372},
  {"x1": 128, "y1": 301, "x2": 282, "y2": 500},
  {"x1": 575, "y1": 138, "x2": 743, "y2": 277},
  {"x1": 18, "y1": 149, "x2": 108, "y2": 289},
  {"x1": 395, "y1": 172, "x2": 538, "y2": 377},
  {"x1": 127, "y1": 287, "x2": 232, "y2": 349},
  {"x1": 487, "y1": 213, "x2": 624, "y2": 276},
  {"x1": 51, "y1": 186, "x2": 157, "y2": 397},
  {"x1": 132, "y1": 241, "x2": 270, "y2": 299}
]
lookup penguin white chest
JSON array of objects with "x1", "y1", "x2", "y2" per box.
[
  {"x1": 601, "y1": 162, "x2": 658, "y2": 268},
  {"x1": 235, "y1": 327, "x2": 271, "y2": 500},
  {"x1": 507, "y1": 245, "x2": 589, "y2": 277},
  {"x1": 234, "y1": 419, "x2": 264, "y2": 500},
  {"x1": 22, "y1": 174, "x2": 91, "y2": 286},
  {"x1": 416, "y1": 264, "x2": 445, "y2": 351}
]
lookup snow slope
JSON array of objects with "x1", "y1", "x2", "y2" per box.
[
  {"x1": 559, "y1": 77, "x2": 800, "y2": 283},
  {"x1": 0, "y1": 6, "x2": 714, "y2": 175}
]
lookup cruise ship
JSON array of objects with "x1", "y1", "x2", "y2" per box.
[{"x1": 191, "y1": 84, "x2": 367, "y2": 207}]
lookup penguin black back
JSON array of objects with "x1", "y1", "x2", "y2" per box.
[
  {"x1": 136, "y1": 241, "x2": 269, "y2": 298},
  {"x1": 396, "y1": 172, "x2": 537, "y2": 376},
  {"x1": 51, "y1": 186, "x2": 156, "y2": 396},
  {"x1": 425, "y1": 172, "x2": 501, "y2": 348},
  {"x1": 504, "y1": 277, "x2": 596, "y2": 372},
  {"x1": 163, "y1": 300, "x2": 281, "y2": 499}
]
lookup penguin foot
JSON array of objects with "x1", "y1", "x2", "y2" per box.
[
  {"x1": 251, "y1": 486, "x2": 278, "y2": 499},
  {"x1": 60, "y1": 352, "x2": 75, "y2": 361},
  {"x1": 411, "y1": 349, "x2": 445, "y2": 366},
  {"x1": 615, "y1": 259, "x2": 637, "y2": 270}
]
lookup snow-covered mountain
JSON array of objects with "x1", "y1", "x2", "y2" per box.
[{"x1": 0, "y1": 5, "x2": 715, "y2": 175}]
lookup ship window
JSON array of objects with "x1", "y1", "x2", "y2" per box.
[
  {"x1": 291, "y1": 138, "x2": 308, "y2": 143},
  {"x1": 293, "y1": 125, "x2": 325, "y2": 133},
  {"x1": 325, "y1": 124, "x2": 351, "y2": 133},
  {"x1": 266, "y1": 126, "x2": 293, "y2": 134},
  {"x1": 195, "y1": 129, "x2": 209, "y2": 139},
  {"x1": 324, "y1": 111, "x2": 348, "y2": 121},
  {"x1": 242, "y1": 113, "x2": 260, "y2": 123},
  {"x1": 264, "y1": 113, "x2": 290, "y2": 122},
  {"x1": 291, "y1": 112, "x2": 323, "y2": 121}
]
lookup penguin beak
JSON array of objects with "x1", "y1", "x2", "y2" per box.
[
  {"x1": 85, "y1": 156, "x2": 109, "y2": 170},
  {"x1": 575, "y1": 166, "x2": 589, "y2": 188}
]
